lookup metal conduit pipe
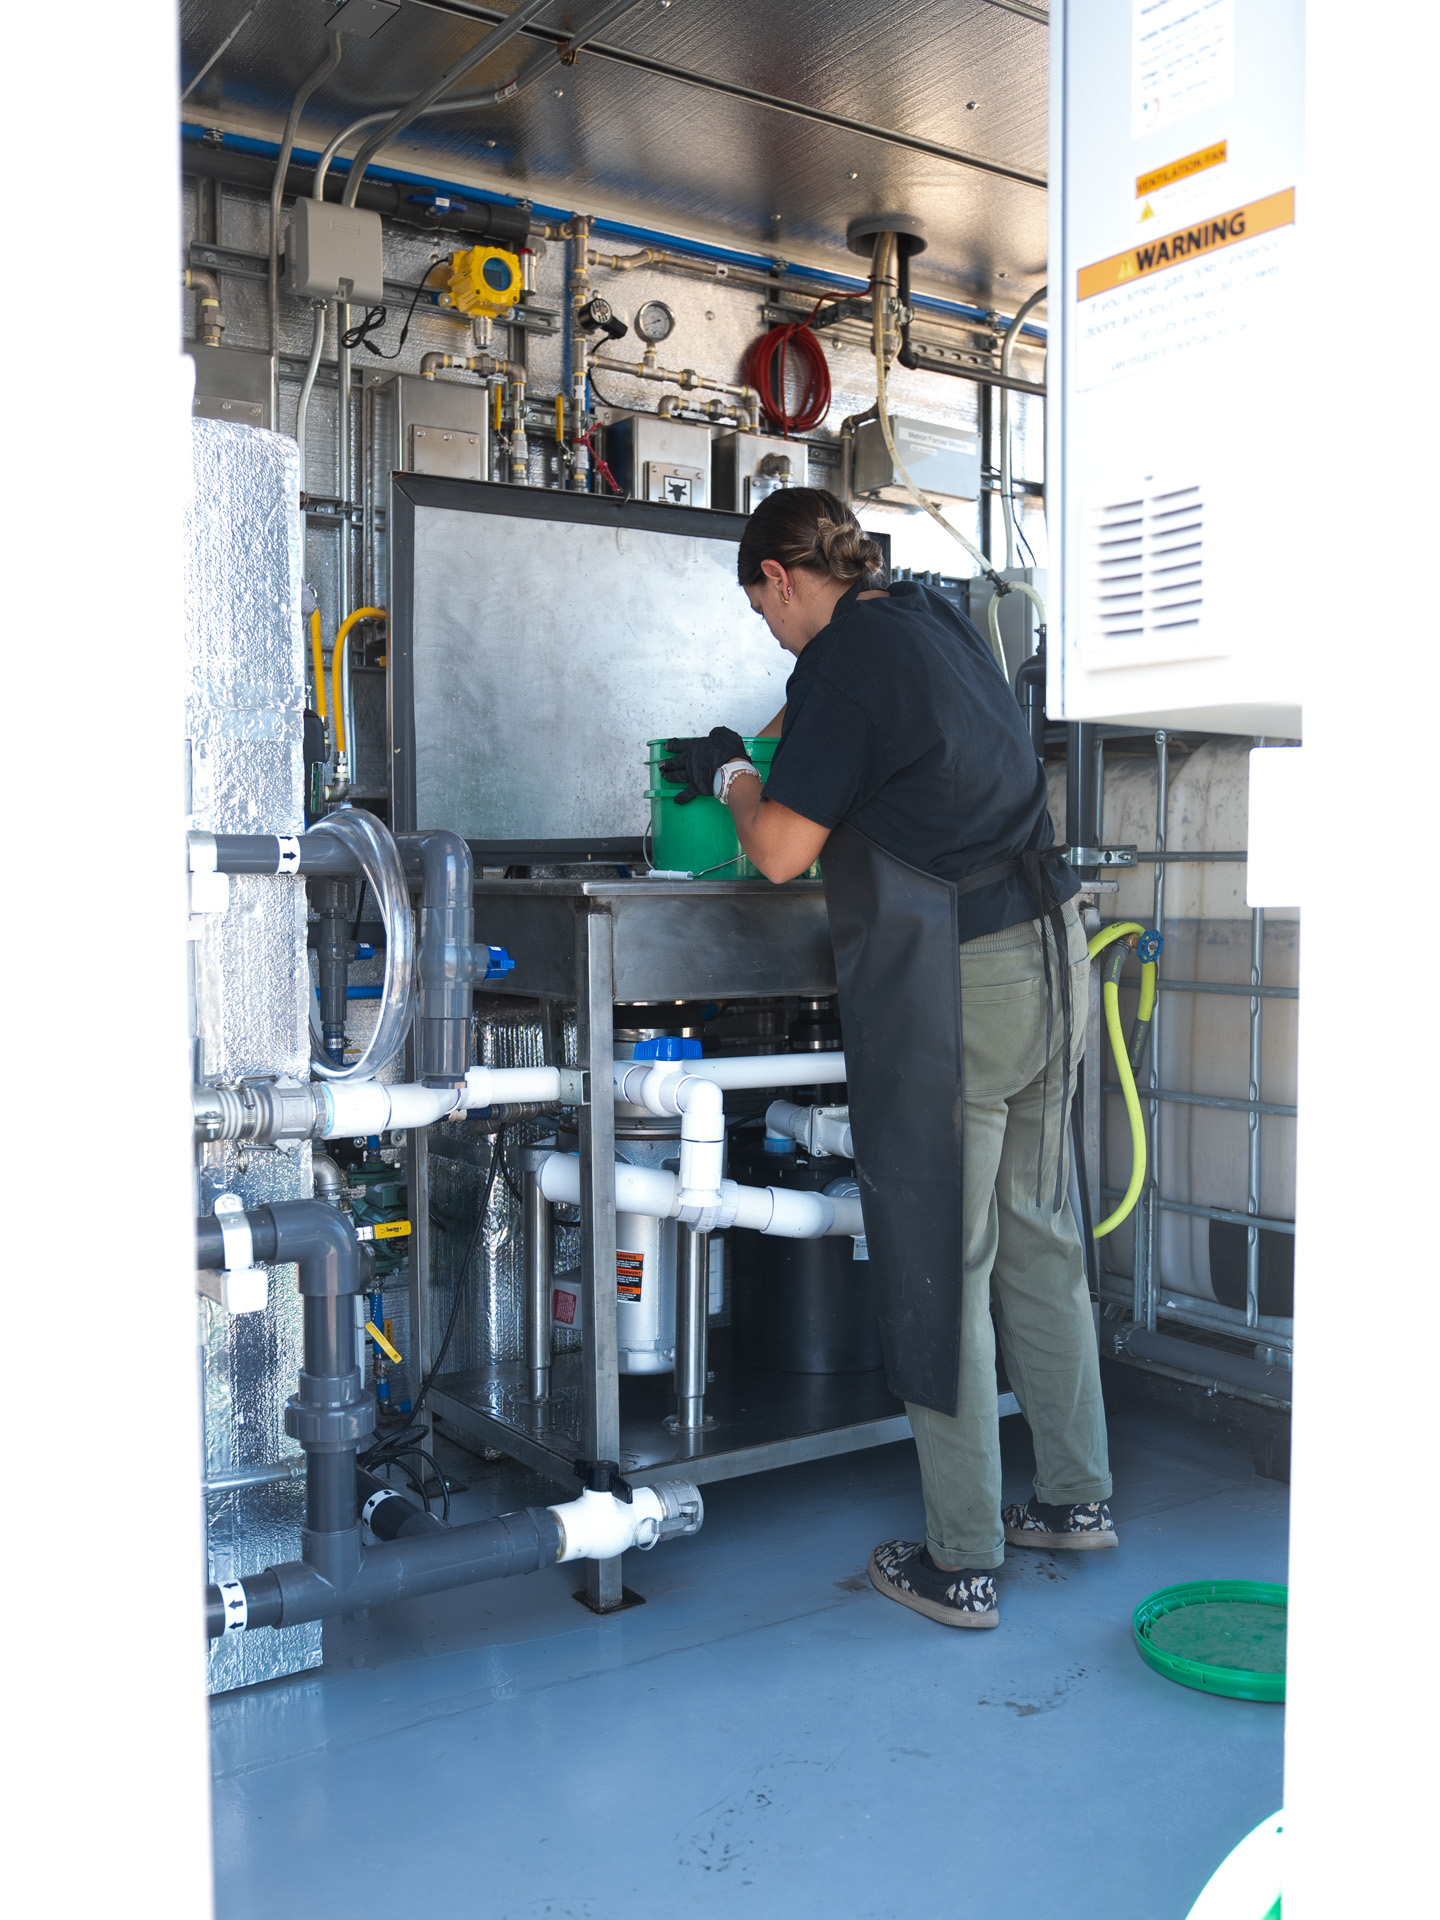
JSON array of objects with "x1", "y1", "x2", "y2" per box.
[
  {"x1": 591, "y1": 353, "x2": 760, "y2": 430},
  {"x1": 999, "y1": 283, "x2": 1047, "y2": 569},
  {"x1": 340, "y1": 0, "x2": 635, "y2": 211},
  {"x1": 294, "y1": 300, "x2": 328, "y2": 486}
]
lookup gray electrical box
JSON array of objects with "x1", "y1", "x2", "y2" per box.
[
  {"x1": 852, "y1": 413, "x2": 981, "y2": 503},
  {"x1": 284, "y1": 197, "x2": 385, "y2": 306},
  {"x1": 712, "y1": 430, "x2": 808, "y2": 513},
  {"x1": 605, "y1": 413, "x2": 712, "y2": 508}
]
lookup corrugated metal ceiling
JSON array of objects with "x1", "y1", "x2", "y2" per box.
[{"x1": 180, "y1": 0, "x2": 1048, "y2": 304}]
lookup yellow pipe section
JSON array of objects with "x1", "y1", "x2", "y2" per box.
[
  {"x1": 492, "y1": 382, "x2": 504, "y2": 433},
  {"x1": 331, "y1": 607, "x2": 386, "y2": 756},
  {"x1": 309, "y1": 609, "x2": 327, "y2": 722},
  {"x1": 555, "y1": 393, "x2": 565, "y2": 444},
  {"x1": 1085, "y1": 922, "x2": 1156, "y2": 1239}
]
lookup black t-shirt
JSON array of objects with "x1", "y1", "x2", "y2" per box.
[{"x1": 763, "y1": 580, "x2": 1077, "y2": 942}]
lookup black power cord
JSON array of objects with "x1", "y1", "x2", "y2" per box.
[
  {"x1": 344, "y1": 257, "x2": 450, "y2": 360},
  {"x1": 361, "y1": 1124, "x2": 507, "y2": 1479}
]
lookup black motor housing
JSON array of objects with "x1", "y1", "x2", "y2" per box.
[{"x1": 729, "y1": 1138, "x2": 883, "y2": 1375}]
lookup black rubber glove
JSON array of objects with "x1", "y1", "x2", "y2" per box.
[{"x1": 659, "y1": 727, "x2": 750, "y2": 805}]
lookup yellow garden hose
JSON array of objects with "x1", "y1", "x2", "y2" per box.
[
  {"x1": 1086, "y1": 921, "x2": 1161, "y2": 1237},
  {"x1": 309, "y1": 609, "x2": 327, "y2": 723},
  {"x1": 331, "y1": 607, "x2": 386, "y2": 756}
]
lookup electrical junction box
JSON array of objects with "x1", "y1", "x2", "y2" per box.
[
  {"x1": 1051, "y1": 0, "x2": 1305, "y2": 734},
  {"x1": 712, "y1": 430, "x2": 809, "y2": 513},
  {"x1": 852, "y1": 413, "x2": 981, "y2": 503},
  {"x1": 379, "y1": 373, "x2": 490, "y2": 482},
  {"x1": 284, "y1": 196, "x2": 385, "y2": 306},
  {"x1": 604, "y1": 413, "x2": 712, "y2": 508}
]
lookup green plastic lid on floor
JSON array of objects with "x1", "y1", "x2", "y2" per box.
[{"x1": 1133, "y1": 1580, "x2": 1287, "y2": 1703}]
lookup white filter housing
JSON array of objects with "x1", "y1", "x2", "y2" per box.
[{"x1": 1050, "y1": 0, "x2": 1305, "y2": 732}]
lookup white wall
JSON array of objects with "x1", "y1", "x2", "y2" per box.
[
  {"x1": 1283, "y1": 2, "x2": 1439, "y2": 1911},
  {"x1": 5, "y1": 2, "x2": 214, "y2": 1911}
]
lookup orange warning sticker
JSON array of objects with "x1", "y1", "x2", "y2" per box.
[
  {"x1": 1136, "y1": 140, "x2": 1227, "y2": 200},
  {"x1": 1077, "y1": 189, "x2": 1295, "y2": 301},
  {"x1": 616, "y1": 1250, "x2": 644, "y2": 1301}
]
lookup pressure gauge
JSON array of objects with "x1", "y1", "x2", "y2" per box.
[{"x1": 634, "y1": 300, "x2": 676, "y2": 345}]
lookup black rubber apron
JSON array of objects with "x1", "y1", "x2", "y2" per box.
[{"x1": 822, "y1": 821, "x2": 1074, "y2": 1415}]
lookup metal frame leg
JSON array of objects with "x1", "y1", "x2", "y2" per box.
[
  {"x1": 576, "y1": 905, "x2": 623, "y2": 1611},
  {"x1": 666, "y1": 1227, "x2": 711, "y2": 1433},
  {"x1": 522, "y1": 1169, "x2": 552, "y2": 1403},
  {"x1": 406, "y1": 1119, "x2": 432, "y2": 1439}
]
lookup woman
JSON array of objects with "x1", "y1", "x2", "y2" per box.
[{"x1": 661, "y1": 488, "x2": 1115, "y2": 1631}]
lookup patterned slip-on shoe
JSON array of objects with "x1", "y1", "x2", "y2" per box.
[
  {"x1": 867, "y1": 1539, "x2": 999, "y2": 1629},
  {"x1": 1003, "y1": 1496, "x2": 1118, "y2": 1551}
]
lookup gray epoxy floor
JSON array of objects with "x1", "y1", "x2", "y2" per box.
[{"x1": 211, "y1": 1398, "x2": 1287, "y2": 1919}]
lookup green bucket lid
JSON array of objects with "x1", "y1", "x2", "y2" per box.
[{"x1": 1133, "y1": 1580, "x2": 1287, "y2": 1703}]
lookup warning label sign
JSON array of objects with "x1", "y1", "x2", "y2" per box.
[
  {"x1": 1079, "y1": 189, "x2": 1294, "y2": 301},
  {"x1": 616, "y1": 1250, "x2": 644, "y2": 1301},
  {"x1": 1136, "y1": 140, "x2": 1227, "y2": 201},
  {"x1": 553, "y1": 1286, "x2": 577, "y2": 1326}
]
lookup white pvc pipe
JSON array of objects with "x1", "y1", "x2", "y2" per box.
[
  {"x1": 321, "y1": 1078, "x2": 463, "y2": 1137},
  {"x1": 682, "y1": 1053, "x2": 847, "y2": 1092},
  {"x1": 537, "y1": 1153, "x2": 865, "y2": 1240},
  {"x1": 464, "y1": 1064, "x2": 564, "y2": 1108}
]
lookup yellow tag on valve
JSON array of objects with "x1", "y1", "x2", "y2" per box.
[
  {"x1": 365, "y1": 1321, "x2": 403, "y2": 1365},
  {"x1": 353, "y1": 1219, "x2": 412, "y2": 1242}
]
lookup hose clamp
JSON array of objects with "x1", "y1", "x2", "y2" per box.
[{"x1": 213, "y1": 1192, "x2": 254, "y2": 1272}]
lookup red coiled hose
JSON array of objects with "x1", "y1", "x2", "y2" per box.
[{"x1": 744, "y1": 309, "x2": 833, "y2": 435}]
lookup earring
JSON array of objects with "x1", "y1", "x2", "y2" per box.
[{"x1": 782, "y1": 589, "x2": 792, "y2": 604}]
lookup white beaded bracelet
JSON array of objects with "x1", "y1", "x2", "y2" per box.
[{"x1": 713, "y1": 758, "x2": 762, "y2": 805}]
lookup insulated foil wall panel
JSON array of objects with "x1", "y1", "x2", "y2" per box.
[{"x1": 186, "y1": 418, "x2": 318, "y2": 1693}]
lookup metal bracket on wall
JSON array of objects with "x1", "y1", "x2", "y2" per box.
[{"x1": 1065, "y1": 846, "x2": 1138, "y2": 868}]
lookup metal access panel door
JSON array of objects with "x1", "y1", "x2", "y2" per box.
[{"x1": 389, "y1": 476, "x2": 791, "y2": 844}]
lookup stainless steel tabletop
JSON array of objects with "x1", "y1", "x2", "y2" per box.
[{"x1": 470, "y1": 877, "x2": 836, "y2": 1001}]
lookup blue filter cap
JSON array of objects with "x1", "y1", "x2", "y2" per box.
[
  {"x1": 484, "y1": 945, "x2": 516, "y2": 979},
  {"x1": 633, "y1": 1036, "x2": 703, "y2": 1060}
]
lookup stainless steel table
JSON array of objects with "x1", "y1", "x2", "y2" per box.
[{"x1": 419, "y1": 879, "x2": 1012, "y2": 1608}]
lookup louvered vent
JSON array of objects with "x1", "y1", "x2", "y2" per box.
[{"x1": 1087, "y1": 482, "x2": 1203, "y2": 653}]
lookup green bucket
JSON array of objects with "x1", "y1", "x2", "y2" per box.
[{"x1": 647, "y1": 737, "x2": 818, "y2": 880}]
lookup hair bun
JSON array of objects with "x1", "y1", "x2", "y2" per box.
[{"x1": 815, "y1": 516, "x2": 886, "y2": 583}]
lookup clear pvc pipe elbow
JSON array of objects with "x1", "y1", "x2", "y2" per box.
[{"x1": 307, "y1": 808, "x2": 415, "y2": 1082}]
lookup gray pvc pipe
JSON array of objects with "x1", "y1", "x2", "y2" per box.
[{"x1": 205, "y1": 1506, "x2": 563, "y2": 1636}]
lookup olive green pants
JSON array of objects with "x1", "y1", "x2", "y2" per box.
[{"x1": 904, "y1": 898, "x2": 1111, "y2": 1571}]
